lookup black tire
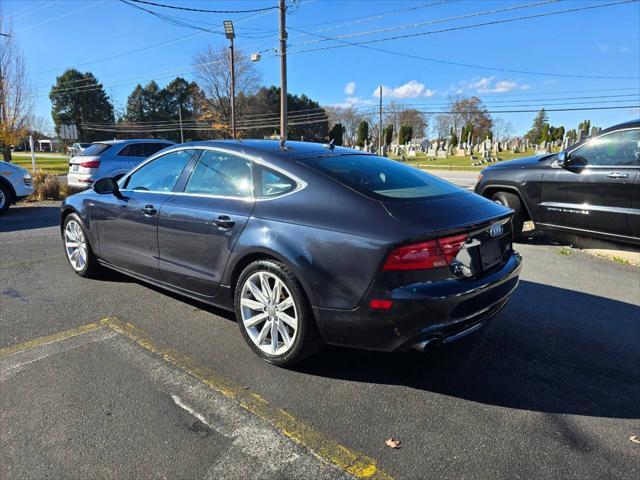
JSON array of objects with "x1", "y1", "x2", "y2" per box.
[
  {"x1": 234, "y1": 259, "x2": 322, "y2": 366},
  {"x1": 0, "y1": 182, "x2": 12, "y2": 216},
  {"x1": 491, "y1": 191, "x2": 525, "y2": 240},
  {"x1": 62, "y1": 213, "x2": 101, "y2": 278}
]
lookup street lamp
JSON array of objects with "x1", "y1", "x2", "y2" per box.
[{"x1": 223, "y1": 20, "x2": 236, "y2": 139}]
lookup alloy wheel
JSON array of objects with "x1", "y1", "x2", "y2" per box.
[
  {"x1": 240, "y1": 271, "x2": 298, "y2": 356},
  {"x1": 64, "y1": 220, "x2": 88, "y2": 272},
  {"x1": 0, "y1": 189, "x2": 5, "y2": 209}
]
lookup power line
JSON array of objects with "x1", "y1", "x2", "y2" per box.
[
  {"x1": 126, "y1": 0, "x2": 279, "y2": 14},
  {"x1": 294, "y1": 0, "x2": 562, "y2": 47},
  {"x1": 289, "y1": 0, "x2": 639, "y2": 80}
]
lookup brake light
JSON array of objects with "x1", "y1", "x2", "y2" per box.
[
  {"x1": 369, "y1": 299, "x2": 393, "y2": 310},
  {"x1": 80, "y1": 160, "x2": 100, "y2": 169},
  {"x1": 382, "y1": 234, "x2": 469, "y2": 271}
]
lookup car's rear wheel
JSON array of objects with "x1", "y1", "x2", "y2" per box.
[
  {"x1": 0, "y1": 183, "x2": 11, "y2": 216},
  {"x1": 63, "y1": 213, "x2": 100, "y2": 277},
  {"x1": 491, "y1": 191, "x2": 525, "y2": 240},
  {"x1": 234, "y1": 260, "x2": 321, "y2": 366}
]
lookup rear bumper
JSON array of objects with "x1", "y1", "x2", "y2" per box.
[
  {"x1": 314, "y1": 251, "x2": 522, "y2": 351},
  {"x1": 67, "y1": 173, "x2": 94, "y2": 190}
]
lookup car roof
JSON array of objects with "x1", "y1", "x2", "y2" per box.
[
  {"x1": 601, "y1": 118, "x2": 640, "y2": 133},
  {"x1": 95, "y1": 139, "x2": 175, "y2": 145},
  {"x1": 176, "y1": 139, "x2": 368, "y2": 161}
]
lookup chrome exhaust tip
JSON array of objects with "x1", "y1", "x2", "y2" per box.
[{"x1": 412, "y1": 338, "x2": 441, "y2": 352}]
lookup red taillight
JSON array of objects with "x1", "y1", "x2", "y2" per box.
[
  {"x1": 382, "y1": 234, "x2": 469, "y2": 271},
  {"x1": 80, "y1": 160, "x2": 100, "y2": 169},
  {"x1": 369, "y1": 299, "x2": 393, "y2": 310}
]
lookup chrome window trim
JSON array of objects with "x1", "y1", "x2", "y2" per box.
[
  {"x1": 118, "y1": 145, "x2": 307, "y2": 202},
  {"x1": 567, "y1": 126, "x2": 640, "y2": 168}
]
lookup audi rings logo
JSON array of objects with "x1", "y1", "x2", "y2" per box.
[{"x1": 488, "y1": 223, "x2": 504, "y2": 238}]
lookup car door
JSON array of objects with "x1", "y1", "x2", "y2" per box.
[
  {"x1": 94, "y1": 149, "x2": 195, "y2": 280},
  {"x1": 539, "y1": 128, "x2": 639, "y2": 237},
  {"x1": 157, "y1": 149, "x2": 256, "y2": 298}
]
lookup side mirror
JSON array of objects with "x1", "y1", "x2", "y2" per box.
[
  {"x1": 93, "y1": 177, "x2": 122, "y2": 197},
  {"x1": 557, "y1": 151, "x2": 567, "y2": 166}
]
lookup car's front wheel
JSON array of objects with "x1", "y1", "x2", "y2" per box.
[
  {"x1": 62, "y1": 213, "x2": 101, "y2": 277},
  {"x1": 0, "y1": 182, "x2": 11, "y2": 216},
  {"x1": 234, "y1": 260, "x2": 321, "y2": 366}
]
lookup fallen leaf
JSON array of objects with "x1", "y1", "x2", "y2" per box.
[
  {"x1": 631, "y1": 435, "x2": 640, "y2": 444},
  {"x1": 386, "y1": 438, "x2": 401, "y2": 449}
]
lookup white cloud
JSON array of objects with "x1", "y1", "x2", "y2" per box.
[
  {"x1": 598, "y1": 43, "x2": 610, "y2": 52},
  {"x1": 344, "y1": 81, "x2": 356, "y2": 95},
  {"x1": 618, "y1": 45, "x2": 630, "y2": 53},
  {"x1": 327, "y1": 96, "x2": 373, "y2": 109},
  {"x1": 456, "y1": 76, "x2": 529, "y2": 94},
  {"x1": 372, "y1": 80, "x2": 436, "y2": 99}
]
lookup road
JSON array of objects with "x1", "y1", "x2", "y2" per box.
[
  {"x1": 1, "y1": 203, "x2": 639, "y2": 479},
  {"x1": 426, "y1": 169, "x2": 479, "y2": 189}
]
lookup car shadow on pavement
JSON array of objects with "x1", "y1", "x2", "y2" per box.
[
  {"x1": 0, "y1": 205, "x2": 60, "y2": 232},
  {"x1": 296, "y1": 280, "x2": 640, "y2": 419}
]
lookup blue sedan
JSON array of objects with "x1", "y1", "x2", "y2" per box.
[{"x1": 60, "y1": 141, "x2": 522, "y2": 365}]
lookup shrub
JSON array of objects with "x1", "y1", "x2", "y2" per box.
[{"x1": 29, "y1": 171, "x2": 69, "y2": 201}]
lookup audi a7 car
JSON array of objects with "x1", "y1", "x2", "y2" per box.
[{"x1": 60, "y1": 141, "x2": 522, "y2": 365}]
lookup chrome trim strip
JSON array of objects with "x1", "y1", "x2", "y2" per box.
[
  {"x1": 536, "y1": 222, "x2": 640, "y2": 241},
  {"x1": 539, "y1": 201, "x2": 640, "y2": 216},
  {"x1": 117, "y1": 145, "x2": 307, "y2": 202}
]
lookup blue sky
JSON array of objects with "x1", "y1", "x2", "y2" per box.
[{"x1": 4, "y1": 0, "x2": 640, "y2": 136}]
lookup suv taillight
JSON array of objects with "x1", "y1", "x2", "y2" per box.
[
  {"x1": 80, "y1": 160, "x2": 100, "y2": 169},
  {"x1": 382, "y1": 234, "x2": 468, "y2": 271}
]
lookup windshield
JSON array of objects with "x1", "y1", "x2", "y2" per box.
[
  {"x1": 300, "y1": 154, "x2": 461, "y2": 200},
  {"x1": 80, "y1": 143, "x2": 111, "y2": 156}
]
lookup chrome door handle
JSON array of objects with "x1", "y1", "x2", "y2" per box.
[
  {"x1": 213, "y1": 215, "x2": 235, "y2": 229},
  {"x1": 141, "y1": 204, "x2": 157, "y2": 215},
  {"x1": 607, "y1": 172, "x2": 628, "y2": 179}
]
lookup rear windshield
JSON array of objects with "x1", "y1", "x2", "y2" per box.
[
  {"x1": 80, "y1": 143, "x2": 111, "y2": 156},
  {"x1": 299, "y1": 154, "x2": 461, "y2": 200}
]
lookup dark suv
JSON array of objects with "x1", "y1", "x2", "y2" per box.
[{"x1": 475, "y1": 119, "x2": 640, "y2": 245}]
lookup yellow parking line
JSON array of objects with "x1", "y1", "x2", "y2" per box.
[
  {"x1": 0, "y1": 321, "x2": 104, "y2": 358},
  {"x1": 101, "y1": 317, "x2": 393, "y2": 480}
]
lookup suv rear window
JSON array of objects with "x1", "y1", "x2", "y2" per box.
[
  {"x1": 300, "y1": 154, "x2": 461, "y2": 200},
  {"x1": 80, "y1": 144, "x2": 111, "y2": 156}
]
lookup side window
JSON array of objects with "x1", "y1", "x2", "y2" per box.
[
  {"x1": 256, "y1": 167, "x2": 296, "y2": 197},
  {"x1": 572, "y1": 129, "x2": 640, "y2": 167},
  {"x1": 123, "y1": 150, "x2": 194, "y2": 192},
  {"x1": 184, "y1": 150, "x2": 253, "y2": 197},
  {"x1": 118, "y1": 144, "x2": 134, "y2": 156},
  {"x1": 142, "y1": 143, "x2": 170, "y2": 157}
]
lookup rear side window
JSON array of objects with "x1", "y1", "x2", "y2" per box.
[
  {"x1": 300, "y1": 154, "x2": 461, "y2": 200},
  {"x1": 256, "y1": 167, "x2": 296, "y2": 198},
  {"x1": 118, "y1": 144, "x2": 141, "y2": 157},
  {"x1": 184, "y1": 150, "x2": 253, "y2": 198},
  {"x1": 142, "y1": 142, "x2": 171, "y2": 157},
  {"x1": 80, "y1": 144, "x2": 110, "y2": 156}
]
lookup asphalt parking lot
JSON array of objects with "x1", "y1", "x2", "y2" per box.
[{"x1": 1, "y1": 203, "x2": 639, "y2": 479}]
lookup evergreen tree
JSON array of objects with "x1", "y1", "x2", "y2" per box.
[
  {"x1": 329, "y1": 123, "x2": 344, "y2": 146},
  {"x1": 398, "y1": 125, "x2": 413, "y2": 145},
  {"x1": 384, "y1": 124, "x2": 394, "y2": 146},
  {"x1": 49, "y1": 69, "x2": 114, "y2": 142},
  {"x1": 525, "y1": 108, "x2": 549, "y2": 144},
  {"x1": 356, "y1": 120, "x2": 369, "y2": 147}
]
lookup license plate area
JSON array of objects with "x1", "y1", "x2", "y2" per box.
[
  {"x1": 479, "y1": 239, "x2": 502, "y2": 270},
  {"x1": 72, "y1": 165, "x2": 79, "y2": 172}
]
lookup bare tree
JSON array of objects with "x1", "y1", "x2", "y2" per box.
[
  {"x1": 324, "y1": 105, "x2": 359, "y2": 146},
  {"x1": 193, "y1": 46, "x2": 261, "y2": 135},
  {"x1": 492, "y1": 117, "x2": 514, "y2": 143},
  {"x1": 0, "y1": 16, "x2": 35, "y2": 161}
]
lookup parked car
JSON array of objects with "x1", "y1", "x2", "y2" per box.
[
  {"x1": 0, "y1": 161, "x2": 34, "y2": 215},
  {"x1": 476, "y1": 119, "x2": 640, "y2": 245},
  {"x1": 60, "y1": 141, "x2": 522, "y2": 365},
  {"x1": 68, "y1": 142, "x2": 93, "y2": 159},
  {"x1": 67, "y1": 139, "x2": 174, "y2": 190}
]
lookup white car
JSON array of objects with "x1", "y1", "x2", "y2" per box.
[
  {"x1": 0, "y1": 161, "x2": 34, "y2": 215},
  {"x1": 0, "y1": 161, "x2": 33, "y2": 215}
]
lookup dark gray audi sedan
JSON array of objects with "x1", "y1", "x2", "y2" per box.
[{"x1": 60, "y1": 140, "x2": 522, "y2": 365}]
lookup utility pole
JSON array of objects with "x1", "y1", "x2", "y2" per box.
[
  {"x1": 178, "y1": 106, "x2": 184, "y2": 143},
  {"x1": 223, "y1": 20, "x2": 236, "y2": 139},
  {"x1": 378, "y1": 85, "x2": 383, "y2": 154},
  {"x1": 279, "y1": 0, "x2": 288, "y2": 144}
]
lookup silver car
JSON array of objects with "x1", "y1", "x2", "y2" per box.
[{"x1": 67, "y1": 139, "x2": 174, "y2": 190}]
